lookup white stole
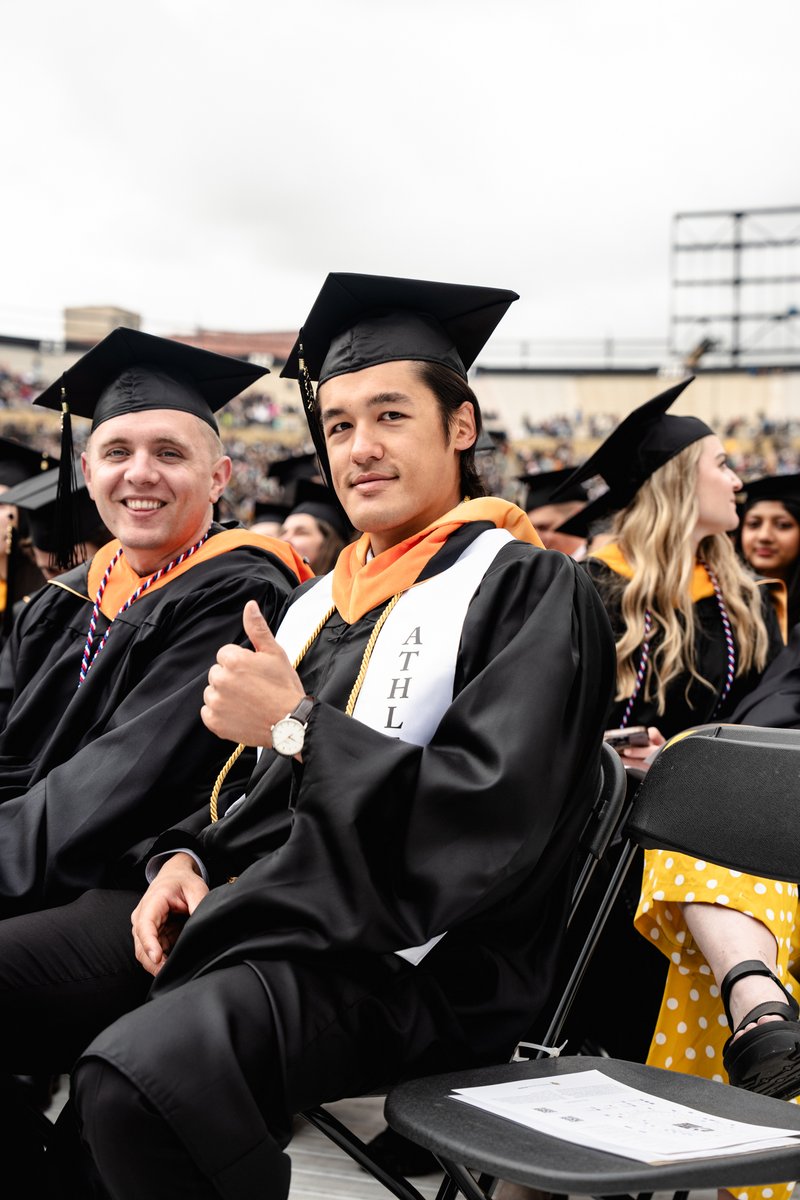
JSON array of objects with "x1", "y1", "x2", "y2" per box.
[{"x1": 277, "y1": 528, "x2": 515, "y2": 962}]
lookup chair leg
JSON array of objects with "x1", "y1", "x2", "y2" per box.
[
  {"x1": 300, "y1": 1106, "x2": 430, "y2": 1200},
  {"x1": 436, "y1": 1157, "x2": 491, "y2": 1200}
]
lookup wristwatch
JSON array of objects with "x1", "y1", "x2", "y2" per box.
[{"x1": 270, "y1": 695, "x2": 315, "y2": 757}]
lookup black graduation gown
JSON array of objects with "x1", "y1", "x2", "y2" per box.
[
  {"x1": 584, "y1": 559, "x2": 784, "y2": 738},
  {"x1": 565, "y1": 557, "x2": 784, "y2": 1062},
  {"x1": 0, "y1": 525, "x2": 300, "y2": 914},
  {"x1": 730, "y1": 620, "x2": 800, "y2": 727},
  {"x1": 141, "y1": 529, "x2": 616, "y2": 1065}
]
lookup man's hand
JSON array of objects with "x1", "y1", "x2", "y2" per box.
[
  {"x1": 131, "y1": 853, "x2": 209, "y2": 977},
  {"x1": 201, "y1": 600, "x2": 305, "y2": 747}
]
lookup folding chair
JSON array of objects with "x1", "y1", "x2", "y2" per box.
[
  {"x1": 299, "y1": 740, "x2": 629, "y2": 1200},
  {"x1": 384, "y1": 722, "x2": 800, "y2": 1199}
]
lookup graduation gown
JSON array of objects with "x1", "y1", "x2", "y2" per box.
[
  {"x1": 0, "y1": 524, "x2": 302, "y2": 914},
  {"x1": 141, "y1": 526, "x2": 615, "y2": 1063},
  {"x1": 565, "y1": 556, "x2": 784, "y2": 1062},
  {"x1": 584, "y1": 558, "x2": 784, "y2": 738},
  {"x1": 729, "y1": 619, "x2": 800, "y2": 727}
]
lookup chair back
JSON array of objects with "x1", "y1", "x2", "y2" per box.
[
  {"x1": 522, "y1": 740, "x2": 631, "y2": 1057},
  {"x1": 626, "y1": 722, "x2": 800, "y2": 884},
  {"x1": 568, "y1": 740, "x2": 629, "y2": 921}
]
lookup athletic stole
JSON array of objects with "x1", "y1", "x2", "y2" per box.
[{"x1": 276, "y1": 528, "x2": 515, "y2": 963}]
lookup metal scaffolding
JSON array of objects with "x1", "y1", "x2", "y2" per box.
[{"x1": 669, "y1": 206, "x2": 800, "y2": 368}]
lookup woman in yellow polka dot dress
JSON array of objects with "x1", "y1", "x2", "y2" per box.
[{"x1": 636, "y1": 856, "x2": 800, "y2": 1200}]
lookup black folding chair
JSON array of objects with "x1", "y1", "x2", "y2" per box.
[
  {"x1": 299, "y1": 741, "x2": 630, "y2": 1200},
  {"x1": 385, "y1": 723, "x2": 800, "y2": 1200}
]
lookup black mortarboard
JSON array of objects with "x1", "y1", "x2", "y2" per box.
[
  {"x1": 1, "y1": 465, "x2": 109, "y2": 558},
  {"x1": 33, "y1": 327, "x2": 268, "y2": 571},
  {"x1": 288, "y1": 478, "x2": 354, "y2": 544},
  {"x1": 550, "y1": 377, "x2": 710, "y2": 532},
  {"x1": 740, "y1": 474, "x2": 800, "y2": 508},
  {"x1": 251, "y1": 499, "x2": 292, "y2": 527},
  {"x1": 519, "y1": 469, "x2": 589, "y2": 512},
  {"x1": 266, "y1": 451, "x2": 322, "y2": 487},
  {"x1": 555, "y1": 493, "x2": 618, "y2": 539},
  {"x1": 0, "y1": 437, "x2": 54, "y2": 488},
  {"x1": 281, "y1": 273, "x2": 518, "y2": 482},
  {"x1": 34, "y1": 327, "x2": 269, "y2": 434}
]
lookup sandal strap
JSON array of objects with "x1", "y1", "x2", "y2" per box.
[
  {"x1": 719, "y1": 959, "x2": 799, "y2": 1030},
  {"x1": 732, "y1": 1000, "x2": 799, "y2": 1036}
]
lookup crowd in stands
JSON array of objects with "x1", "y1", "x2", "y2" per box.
[{"x1": 4, "y1": 359, "x2": 800, "y2": 520}]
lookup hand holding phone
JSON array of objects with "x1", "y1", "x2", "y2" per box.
[{"x1": 603, "y1": 726, "x2": 651, "y2": 749}]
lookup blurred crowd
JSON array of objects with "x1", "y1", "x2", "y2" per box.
[{"x1": 3, "y1": 360, "x2": 800, "y2": 521}]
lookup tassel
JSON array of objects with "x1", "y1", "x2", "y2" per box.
[
  {"x1": 297, "y1": 338, "x2": 330, "y2": 485},
  {"x1": 52, "y1": 384, "x2": 81, "y2": 572}
]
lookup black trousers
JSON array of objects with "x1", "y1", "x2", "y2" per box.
[
  {"x1": 0, "y1": 888, "x2": 148, "y2": 1073},
  {"x1": 73, "y1": 949, "x2": 478, "y2": 1200},
  {"x1": 0, "y1": 888, "x2": 149, "y2": 1196}
]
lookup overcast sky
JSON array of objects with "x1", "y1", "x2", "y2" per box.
[{"x1": 2, "y1": 0, "x2": 798, "y2": 354}]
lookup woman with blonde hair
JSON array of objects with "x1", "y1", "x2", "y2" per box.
[
  {"x1": 550, "y1": 379, "x2": 788, "y2": 1061},
  {"x1": 559, "y1": 385, "x2": 779, "y2": 741},
  {"x1": 554, "y1": 380, "x2": 800, "y2": 1200}
]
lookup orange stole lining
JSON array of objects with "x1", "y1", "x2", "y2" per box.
[
  {"x1": 589, "y1": 542, "x2": 716, "y2": 602},
  {"x1": 87, "y1": 530, "x2": 313, "y2": 619},
  {"x1": 331, "y1": 497, "x2": 543, "y2": 625},
  {"x1": 759, "y1": 577, "x2": 789, "y2": 644}
]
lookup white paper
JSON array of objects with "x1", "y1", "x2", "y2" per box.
[{"x1": 452, "y1": 1069, "x2": 800, "y2": 1163}]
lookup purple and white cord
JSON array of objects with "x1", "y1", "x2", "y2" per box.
[
  {"x1": 78, "y1": 530, "x2": 211, "y2": 687},
  {"x1": 619, "y1": 611, "x2": 652, "y2": 729},
  {"x1": 701, "y1": 560, "x2": 736, "y2": 716},
  {"x1": 619, "y1": 566, "x2": 736, "y2": 726}
]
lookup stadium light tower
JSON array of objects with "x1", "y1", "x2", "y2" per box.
[{"x1": 670, "y1": 206, "x2": 800, "y2": 368}]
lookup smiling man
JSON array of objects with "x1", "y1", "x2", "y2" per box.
[
  {"x1": 0, "y1": 327, "x2": 310, "y2": 914},
  {"x1": 0, "y1": 278, "x2": 613, "y2": 1196}
]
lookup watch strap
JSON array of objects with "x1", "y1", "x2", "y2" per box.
[{"x1": 288, "y1": 696, "x2": 315, "y2": 725}]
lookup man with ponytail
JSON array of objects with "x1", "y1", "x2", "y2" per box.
[{"x1": 4, "y1": 273, "x2": 614, "y2": 1199}]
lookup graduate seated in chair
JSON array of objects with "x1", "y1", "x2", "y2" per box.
[
  {"x1": 0, "y1": 275, "x2": 615, "y2": 1197},
  {"x1": 0, "y1": 327, "x2": 311, "y2": 916}
]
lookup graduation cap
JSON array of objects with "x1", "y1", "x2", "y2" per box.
[
  {"x1": 550, "y1": 377, "x2": 710, "y2": 535},
  {"x1": 33, "y1": 327, "x2": 269, "y2": 570},
  {"x1": 288, "y1": 478, "x2": 353, "y2": 544},
  {"x1": 518, "y1": 469, "x2": 589, "y2": 512},
  {"x1": 1, "y1": 465, "x2": 109, "y2": 560},
  {"x1": 740, "y1": 473, "x2": 800, "y2": 509},
  {"x1": 251, "y1": 498, "x2": 292, "y2": 528},
  {"x1": 265, "y1": 451, "x2": 322, "y2": 488},
  {"x1": 0, "y1": 436, "x2": 54, "y2": 489},
  {"x1": 281, "y1": 273, "x2": 519, "y2": 483}
]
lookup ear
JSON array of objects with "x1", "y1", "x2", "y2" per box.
[
  {"x1": 210, "y1": 455, "x2": 233, "y2": 503},
  {"x1": 81, "y1": 450, "x2": 93, "y2": 500},
  {"x1": 450, "y1": 400, "x2": 477, "y2": 452}
]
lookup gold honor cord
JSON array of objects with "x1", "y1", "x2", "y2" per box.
[{"x1": 208, "y1": 593, "x2": 402, "y2": 822}]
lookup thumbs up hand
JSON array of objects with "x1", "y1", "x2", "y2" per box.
[{"x1": 201, "y1": 600, "x2": 305, "y2": 747}]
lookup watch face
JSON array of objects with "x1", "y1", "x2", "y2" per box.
[{"x1": 271, "y1": 717, "x2": 306, "y2": 756}]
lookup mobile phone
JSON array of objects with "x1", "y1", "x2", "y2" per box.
[{"x1": 603, "y1": 726, "x2": 650, "y2": 749}]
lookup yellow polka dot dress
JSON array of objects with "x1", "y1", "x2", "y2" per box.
[{"x1": 635, "y1": 850, "x2": 799, "y2": 1200}]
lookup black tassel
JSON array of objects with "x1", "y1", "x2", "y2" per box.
[
  {"x1": 52, "y1": 385, "x2": 80, "y2": 572},
  {"x1": 297, "y1": 339, "x2": 330, "y2": 485}
]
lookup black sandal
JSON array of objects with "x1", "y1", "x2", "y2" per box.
[{"x1": 721, "y1": 959, "x2": 800, "y2": 1100}]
